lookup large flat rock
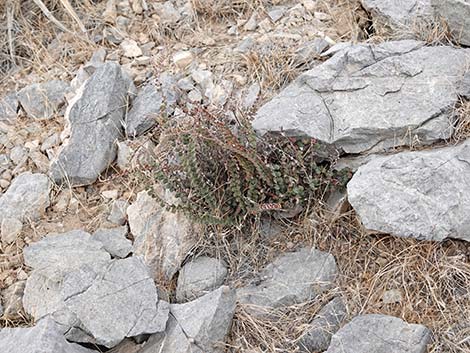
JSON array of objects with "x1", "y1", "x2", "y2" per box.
[
  {"x1": 347, "y1": 140, "x2": 470, "y2": 242},
  {"x1": 50, "y1": 62, "x2": 131, "y2": 186},
  {"x1": 432, "y1": 0, "x2": 470, "y2": 46},
  {"x1": 253, "y1": 41, "x2": 470, "y2": 155},
  {"x1": 0, "y1": 318, "x2": 95, "y2": 353},
  {"x1": 22, "y1": 230, "x2": 168, "y2": 348},
  {"x1": 238, "y1": 248, "x2": 337, "y2": 316},
  {"x1": 325, "y1": 314, "x2": 431, "y2": 353}
]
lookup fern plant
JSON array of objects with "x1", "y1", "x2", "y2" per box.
[{"x1": 153, "y1": 105, "x2": 351, "y2": 225}]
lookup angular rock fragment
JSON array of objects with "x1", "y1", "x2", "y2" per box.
[
  {"x1": 238, "y1": 248, "x2": 337, "y2": 316},
  {"x1": 1, "y1": 281, "x2": 26, "y2": 318},
  {"x1": 362, "y1": 0, "x2": 433, "y2": 31},
  {"x1": 298, "y1": 297, "x2": 347, "y2": 352},
  {"x1": 0, "y1": 93, "x2": 18, "y2": 121},
  {"x1": 23, "y1": 230, "x2": 111, "y2": 320},
  {"x1": 17, "y1": 80, "x2": 70, "y2": 119},
  {"x1": 0, "y1": 317, "x2": 95, "y2": 353},
  {"x1": 120, "y1": 39, "x2": 143, "y2": 58},
  {"x1": 176, "y1": 256, "x2": 228, "y2": 302},
  {"x1": 127, "y1": 191, "x2": 198, "y2": 280},
  {"x1": 140, "y1": 286, "x2": 236, "y2": 353},
  {"x1": 325, "y1": 314, "x2": 431, "y2": 353},
  {"x1": 108, "y1": 199, "x2": 130, "y2": 225},
  {"x1": 50, "y1": 62, "x2": 131, "y2": 186},
  {"x1": 0, "y1": 172, "x2": 50, "y2": 223},
  {"x1": 432, "y1": 0, "x2": 470, "y2": 46},
  {"x1": 347, "y1": 140, "x2": 470, "y2": 241},
  {"x1": 253, "y1": 41, "x2": 470, "y2": 155},
  {"x1": 93, "y1": 226, "x2": 133, "y2": 258},
  {"x1": 65, "y1": 257, "x2": 169, "y2": 348},
  {"x1": 1, "y1": 217, "x2": 23, "y2": 244},
  {"x1": 23, "y1": 230, "x2": 168, "y2": 348},
  {"x1": 125, "y1": 84, "x2": 162, "y2": 138}
]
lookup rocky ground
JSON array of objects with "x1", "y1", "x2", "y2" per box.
[{"x1": 0, "y1": 0, "x2": 469, "y2": 352}]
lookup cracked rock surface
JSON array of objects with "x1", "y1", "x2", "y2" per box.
[
  {"x1": 0, "y1": 317, "x2": 95, "y2": 353},
  {"x1": 253, "y1": 41, "x2": 470, "y2": 155},
  {"x1": 325, "y1": 314, "x2": 431, "y2": 353},
  {"x1": 348, "y1": 140, "x2": 470, "y2": 241},
  {"x1": 237, "y1": 248, "x2": 337, "y2": 316},
  {"x1": 140, "y1": 286, "x2": 236, "y2": 353},
  {"x1": 22, "y1": 230, "x2": 169, "y2": 348},
  {"x1": 50, "y1": 62, "x2": 131, "y2": 186}
]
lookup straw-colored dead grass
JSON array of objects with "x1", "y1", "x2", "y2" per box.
[
  {"x1": 192, "y1": 204, "x2": 469, "y2": 353},
  {"x1": 454, "y1": 99, "x2": 470, "y2": 142}
]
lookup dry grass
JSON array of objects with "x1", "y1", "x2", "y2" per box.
[
  {"x1": 191, "y1": 0, "x2": 266, "y2": 19},
  {"x1": 190, "y1": 205, "x2": 470, "y2": 353},
  {"x1": 0, "y1": 0, "x2": 101, "y2": 86},
  {"x1": 453, "y1": 99, "x2": 470, "y2": 142}
]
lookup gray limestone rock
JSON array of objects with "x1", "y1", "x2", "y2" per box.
[
  {"x1": 23, "y1": 230, "x2": 111, "y2": 321},
  {"x1": 17, "y1": 80, "x2": 70, "y2": 119},
  {"x1": 0, "y1": 317, "x2": 95, "y2": 353},
  {"x1": 294, "y1": 38, "x2": 330, "y2": 65},
  {"x1": 23, "y1": 229, "x2": 110, "y2": 271},
  {"x1": 325, "y1": 314, "x2": 431, "y2": 353},
  {"x1": 362, "y1": 0, "x2": 433, "y2": 31},
  {"x1": 0, "y1": 172, "x2": 50, "y2": 223},
  {"x1": 127, "y1": 191, "x2": 198, "y2": 280},
  {"x1": 140, "y1": 286, "x2": 236, "y2": 353},
  {"x1": 0, "y1": 93, "x2": 18, "y2": 121},
  {"x1": 23, "y1": 229, "x2": 169, "y2": 348},
  {"x1": 298, "y1": 297, "x2": 347, "y2": 352},
  {"x1": 50, "y1": 62, "x2": 131, "y2": 186},
  {"x1": 93, "y1": 226, "x2": 133, "y2": 258},
  {"x1": 65, "y1": 257, "x2": 169, "y2": 348},
  {"x1": 126, "y1": 84, "x2": 163, "y2": 138},
  {"x1": 347, "y1": 140, "x2": 470, "y2": 241},
  {"x1": 160, "y1": 72, "x2": 180, "y2": 114},
  {"x1": 176, "y1": 256, "x2": 228, "y2": 302},
  {"x1": 1, "y1": 281, "x2": 26, "y2": 318},
  {"x1": 253, "y1": 41, "x2": 470, "y2": 156},
  {"x1": 432, "y1": 0, "x2": 470, "y2": 46},
  {"x1": 108, "y1": 199, "x2": 130, "y2": 225},
  {"x1": 238, "y1": 248, "x2": 337, "y2": 316}
]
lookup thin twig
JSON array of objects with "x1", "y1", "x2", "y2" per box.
[
  {"x1": 59, "y1": 0, "x2": 87, "y2": 33},
  {"x1": 6, "y1": 0, "x2": 16, "y2": 66},
  {"x1": 32, "y1": 0, "x2": 72, "y2": 33}
]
